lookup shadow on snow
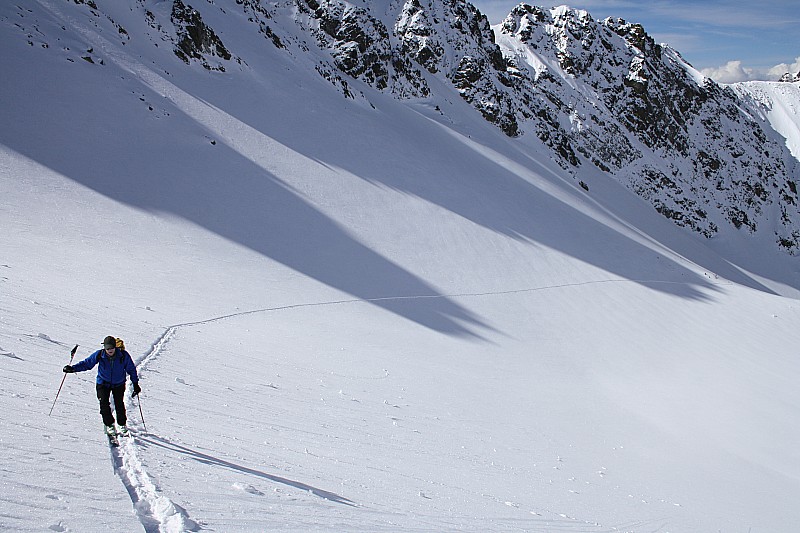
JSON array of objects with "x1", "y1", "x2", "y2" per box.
[{"x1": 136, "y1": 434, "x2": 357, "y2": 507}]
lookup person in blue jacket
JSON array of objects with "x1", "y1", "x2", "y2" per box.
[{"x1": 64, "y1": 336, "x2": 141, "y2": 437}]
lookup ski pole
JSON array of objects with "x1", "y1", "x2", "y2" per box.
[
  {"x1": 137, "y1": 395, "x2": 148, "y2": 433},
  {"x1": 49, "y1": 344, "x2": 78, "y2": 416}
]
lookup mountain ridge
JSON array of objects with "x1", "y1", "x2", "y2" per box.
[{"x1": 4, "y1": 0, "x2": 800, "y2": 258}]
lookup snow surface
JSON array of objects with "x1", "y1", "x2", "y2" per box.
[
  {"x1": 733, "y1": 81, "x2": 800, "y2": 160},
  {"x1": 2, "y1": 1, "x2": 800, "y2": 532}
]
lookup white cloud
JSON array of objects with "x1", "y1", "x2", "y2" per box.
[
  {"x1": 701, "y1": 60, "x2": 757, "y2": 83},
  {"x1": 702, "y1": 57, "x2": 800, "y2": 84},
  {"x1": 767, "y1": 56, "x2": 800, "y2": 80}
]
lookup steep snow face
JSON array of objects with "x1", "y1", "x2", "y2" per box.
[{"x1": 733, "y1": 81, "x2": 800, "y2": 160}]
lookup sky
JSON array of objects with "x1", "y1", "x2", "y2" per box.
[{"x1": 471, "y1": 0, "x2": 800, "y2": 83}]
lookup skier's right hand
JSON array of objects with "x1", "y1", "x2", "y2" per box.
[{"x1": 63, "y1": 365, "x2": 75, "y2": 373}]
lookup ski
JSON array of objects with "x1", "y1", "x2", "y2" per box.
[{"x1": 107, "y1": 433, "x2": 119, "y2": 447}]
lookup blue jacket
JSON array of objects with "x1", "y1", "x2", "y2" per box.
[{"x1": 72, "y1": 348, "x2": 139, "y2": 386}]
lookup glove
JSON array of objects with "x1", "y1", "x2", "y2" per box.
[
  {"x1": 132, "y1": 382, "x2": 142, "y2": 397},
  {"x1": 63, "y1": 365, "x2": 75, "y2": 373}
]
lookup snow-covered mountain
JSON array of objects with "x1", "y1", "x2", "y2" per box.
[
  {"x1": 153, "y1": 0, "x2": 800, "y2": 255},
  {"x1": 9, "y1": 1, "x2": 799, "y2": 252},
  {"x1": 494, "y1": 6, "x2": 800, "y2": 247},
  {"x1": 2, "y1": 1, "x2": 800, "y2": 532}
]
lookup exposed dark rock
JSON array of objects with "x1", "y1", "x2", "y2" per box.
[{"x1": 171, "y1": 0, "x2": 232, "y2": 71}]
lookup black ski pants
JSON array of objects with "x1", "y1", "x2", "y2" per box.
[{"x1": 96, "y1": 383, "x2": 127, "y2": 427}]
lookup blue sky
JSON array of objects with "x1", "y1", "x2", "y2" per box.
[{"x1": 470, "y1": 0, "x2": 800, "y2": 82}]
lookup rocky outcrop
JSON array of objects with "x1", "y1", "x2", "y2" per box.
[
  {"x1": 779, "y1": 71, "x2": 800, "y2": 83},
  {"x1": 171, "y1": 0, "x2": 232, "y2": 71},
  {"x1": 296, "y1": 0, "x2": 430, "y2": 99},
  {"x1": 395, "y1": 0, "x2": 521, "y2": 135}
]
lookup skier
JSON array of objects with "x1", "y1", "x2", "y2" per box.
[{"x1": 63, "y1": 336, "x2": 141, "y2": 439}]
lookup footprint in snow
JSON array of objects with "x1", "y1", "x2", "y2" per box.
[
  {"x1": 25, "y1": 333, "x2": 67, "y2": 346},
  {"x1": 175, "y1": 377, "x2": 193, "y2": 386},
  {"x1": 233, "y1": 483, "x2": 264, "y2": 496},
  {"x1": 2, "y1": 351, "x2": 22, "y2": 360}
]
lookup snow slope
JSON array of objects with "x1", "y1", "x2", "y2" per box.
[
  {"x1": 2, "y1": 1, "x2": 800, "y2": 532},
  {"x1": 733, "y1": 81, "x2": 800, "y2": 160}
]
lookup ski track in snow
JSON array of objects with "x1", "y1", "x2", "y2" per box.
[
  {"x1": 109, "y1": 437, "x2": 197, "y2": 533},
  {"x1": 108, "y1": 324, "x2": 197, "y2": 532},
  {"x1": 114, "y1": 276, "x2": 720, "y2": 532}
]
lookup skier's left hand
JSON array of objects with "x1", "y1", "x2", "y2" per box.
[{"x1": 132, "y1": 382, "x2": 142, "y2": 397}]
